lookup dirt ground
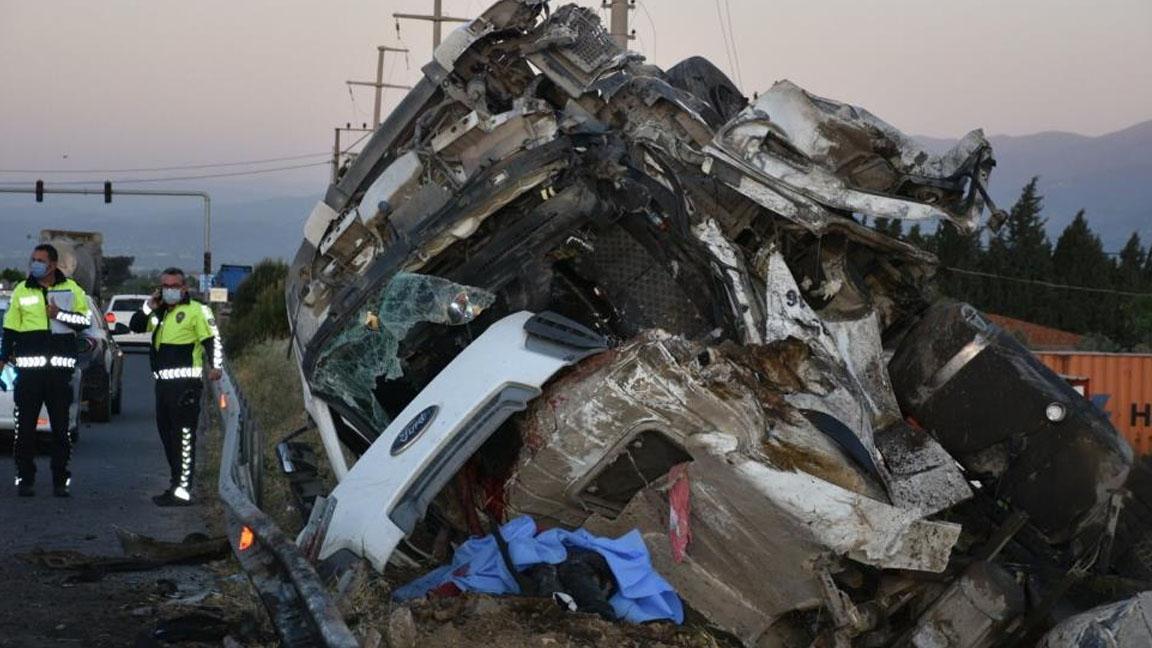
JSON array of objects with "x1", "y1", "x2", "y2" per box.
[
  {"x1": 0, "y1": 555, "x2": 265, "y2": 648},
  {"x1": 329, "y1": 565, "x2": 736, "y2": 648},
  {"x1": 0, "y1": 353, "x2": 272, "y2": 647}
]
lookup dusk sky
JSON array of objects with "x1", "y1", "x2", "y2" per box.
[{"x1": 2, "y1": 0, "x2": 1150, "y2": 199}]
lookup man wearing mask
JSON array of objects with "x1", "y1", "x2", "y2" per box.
[
  {"x1": 129, "y1": 268, "x2": 222, "y2": 506},
  {"x1": 0, "y1": 244, "x2": 92, "y2": 497}
]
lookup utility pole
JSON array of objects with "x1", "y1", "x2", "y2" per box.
[
  {"x1": 346, "y1": 46, "x2": 411, "y2": 127},
  {"x1": 603, "y1": 0, "x2": 635, "y2": 49},
  {"x1": 331, "y1": 123, "x2": 375, "y2": 182},
  {"x1": 393, "y1": 0, "x2": 469, "y2": 49}
]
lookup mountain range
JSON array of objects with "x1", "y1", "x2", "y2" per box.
[
  {"x1": 1, "y1": 120, "x2": 1148, "y2": 273},
  {"x1": 921, "y1": 119, "x2": 1152, "y2": 251}
]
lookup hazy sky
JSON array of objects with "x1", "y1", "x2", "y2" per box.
[{"x1": 1, "y1": 0, "x2": 1150, "y2": 199}]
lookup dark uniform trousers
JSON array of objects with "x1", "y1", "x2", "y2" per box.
[
  {"x1": 14, "y1": 368, "x2": 73, "y2": 485},
  {"x1": 155, "y1": 378, "x2": 203, "y2": 492}
]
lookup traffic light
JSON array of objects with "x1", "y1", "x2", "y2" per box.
[
  {"x1": 104, "y1": 181, "x2": 112, "y2": 203},
  {"x1": 35, "y1": 179, "x2": 44, "y2": 202}
]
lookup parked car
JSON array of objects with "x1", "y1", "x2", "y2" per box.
[
  {"x1": 80, "y1": 296, "x2": 124, "y2": 422},
  {"x1": 106, "y1": 294, "x2": 151, "y2": 347},
  {"x1": 0, "y1": 291, "x2": 82, "y2": 443}
]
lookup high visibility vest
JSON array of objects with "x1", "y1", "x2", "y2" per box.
[
  {"x1": 139, "y1": 299, "x2": 222, "y2": 380},
  {"x1": 0, "y1": 274, "x2": 91, "y2": 370}
]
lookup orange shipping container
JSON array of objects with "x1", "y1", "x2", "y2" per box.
[{"x1": 1035, "y1": 352, "x2": 1152, "y2": 456}]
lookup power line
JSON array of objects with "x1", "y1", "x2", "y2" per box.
[
  {"x1": 944, "y1": 266, "x2": 1152, "y2": 298},
  {"x1": 637, "y1": 0, "x2": 658, "y2": 60},
  {"x1": 0, "y1": 152, "x2": 332, "y2": 175},
  {"x1": 0, "y1": 160, "x2": 331, "y2": 186},
  {"x1": 713, "y1": 0, "x2": 738, "y2": 86},
  {"x1": 721, "y1": 0, "x2": 743, "y2": 88}
]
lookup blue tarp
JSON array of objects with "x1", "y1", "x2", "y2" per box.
[{"x1": 393, "y1": 516, "x2": 684, "y2": 624}]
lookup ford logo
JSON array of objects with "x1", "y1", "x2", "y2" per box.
[{"x1": 391, "y1": 405, "x2": 439, "y2": 455}]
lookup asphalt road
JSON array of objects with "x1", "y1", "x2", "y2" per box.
[
  {"x1": 0, "y1": 351, "x2": 206, "y2": 555},
  {"x1": 0, "y1": 351, "x2": 215, "y2": 647}
]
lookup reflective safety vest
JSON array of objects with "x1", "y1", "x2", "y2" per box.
[
  {"x1": 135, "y1": 299, "x2": 222, "y2": 381},
  {"x1": 0, "y1": 273, "x2": 91, "y2": 370}
]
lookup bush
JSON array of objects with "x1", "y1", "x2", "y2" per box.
[{"x1": 224, "y1": 259, "x2": 289, "y2": 357}]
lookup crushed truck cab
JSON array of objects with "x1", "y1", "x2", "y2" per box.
[{"x1": 284, "y1": 1, "x2": 1138, "y2": 644}]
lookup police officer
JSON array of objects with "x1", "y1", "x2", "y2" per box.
[
  {"x1": 130, "y1": 267, "x2": 221, "y2": 506},
  {"x1": 0, "y1": 244, "x2": 92, "y2": 497}
]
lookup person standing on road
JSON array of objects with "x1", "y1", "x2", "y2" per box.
[
  {"x1": 129, "y1": 267, "x2": 222, "y2": 507},
  {"x1": 0, "y1": 244, "x2": 92, "y2": 498}
]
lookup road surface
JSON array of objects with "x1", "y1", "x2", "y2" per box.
[{"x1": 0, "y1": 352, "x2": 213, "y2": 647}]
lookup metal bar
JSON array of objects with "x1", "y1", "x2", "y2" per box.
[
  {"x1": 345, "y1": 81, "x2": 412, "y2": 90},
  {"x1": 0, "y1": 185, "x2": 213, "y2": 277},
  {"x1": 213, "y1": 369, "x2": 358, "y2": 647},
  {"x1": 390, "y1": 12, "x2": 469, "y2": 21}
]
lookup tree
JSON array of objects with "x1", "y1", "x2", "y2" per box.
[
  {"x1": 102, "y1": 256, "x2": 135, "y2": 293},
  {"x1": 906, "y1": 224, "x2": 928, "y2": 250},
  {"x1": 934, "y1": 221, "x2": 984, "y2": 304},
  {"x1": 1051, "y1": 210, "x2": 1114, "y2": 335},
  {"x1": 1114, "y1": 233, "x2": 1152, "y2": 347},
  {"x1": 0, "y1": 268, "x2": 24, "y2": 283},
  {"x1": 996, "y1": 178, "x2": 1053, "y2": 321},
  {"x1": 224, "y1": 259, "x2": 289, "y2": 356},
  {"x1": 873, "y1": 217, "x2": 904, "y2": 239}
]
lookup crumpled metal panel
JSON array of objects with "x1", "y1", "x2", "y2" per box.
[
  {"x1": 506, "y1": 333, "x2": 960, "y2": 644},
  {"x1": 706, "y1": 79, "x2": 993, "y2": 233}
]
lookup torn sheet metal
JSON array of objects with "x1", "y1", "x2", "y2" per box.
[
  {"x1": 907, "y1": 561, "x2": 1024, "y2": 648},
  {"x1": 707, "y1": 80, "x2": 993, "y2": 233},
  {"x1": 505, "y1": 333, "x2": 959, "y2": 644},
  {"x1": 1038, "y1": 591, "x2": 1152, "y2": 647}
]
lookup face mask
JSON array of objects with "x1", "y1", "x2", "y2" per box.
[
  {"x1": 29, "y1": 261, "x2": 49, "y2": 279},
  {"x1": 162, "y1": 288, "x2": 184, "y2": 305}
]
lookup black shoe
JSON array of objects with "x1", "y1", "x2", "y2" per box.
[
  {"x1": 152, "y1": 492, "x2": 193, "y2": 507},
  {"x1": 53, "y1": 485, "x2": 70, "y2": 498},
  {"x1": 17, "y1": 482, "x2": 34, "y2": 497}
]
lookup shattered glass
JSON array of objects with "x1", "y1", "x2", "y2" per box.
[{"x1": 312, "y1": 272, "x2": 495, "y2": 433}]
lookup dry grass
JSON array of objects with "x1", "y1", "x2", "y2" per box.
[{"x1": 228, "y1": 337, "x2": 335, "y2": 536}]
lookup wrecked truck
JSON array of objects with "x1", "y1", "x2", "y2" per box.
[{"x1": 283, "y1": 1, "x2": 1141, "y2": 644}]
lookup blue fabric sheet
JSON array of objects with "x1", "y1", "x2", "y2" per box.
[{"x1": 392, "y1": 516, "x2": 684, "y2": 624}]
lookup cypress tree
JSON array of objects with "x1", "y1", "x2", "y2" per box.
[
  {"x1": 1001, "y1": 178, "x2": 1053, "y2": 322},
  {"x1": 1051, "y1": 210, "x2": 1113, "y2": 335},
  {"x1": 1116, "y1": 233, "x2": 1150, "y2": 347}
]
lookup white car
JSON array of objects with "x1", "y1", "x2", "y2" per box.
[
  {"x1": 0, "y1": 292, "x2": 83, "y2": 442},
  {"x1": 106, "y1": 293, "x2": 152, "y2": 347}
]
